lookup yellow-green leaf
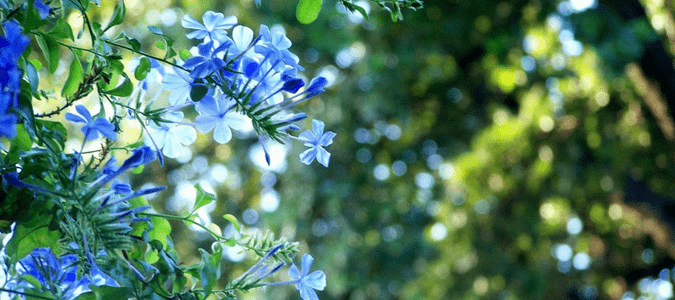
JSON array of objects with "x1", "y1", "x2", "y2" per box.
[{"x1": 296, "y1": 0, "x2": 322, "y2": 24}]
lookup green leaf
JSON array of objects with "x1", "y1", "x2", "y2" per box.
[
  {"x1": 147, "y1": 26, "x2": 163, "y2": 35},
  {"x1": 124, "y1": 33, "x2": 141, "y2": 52},
  {"x1": 155, "y1": 40, "x2": 165, "y2": 50},
  {"x1": 132, "y1": 164, "x2": 145, "y2": 174},
  {"x1": 179, "y1": 49, "x2": 192, "y2": 61},
  {"x1": 103, "y1": 73, "x2": 133, "y2": 97},
  {"x1": 26, "y1": 60, "x2": 39, "y2": 93},
  {"x1": 134, "y1": 57, "x2": 151, "y2": 81},
  {"x1": 222, "y1": 214, "x2": 240, "y2": 233},
  {"x1": 104, "y1": 0, "x2": 125, "y2": 32},
  {"x1": 35, "y1": 120, "x2": 68, "y2": 152},
  {"x1": 78, "y1": 284, "x2": 135, "y2": 300},
  {"x1": 24, "y1": 0, "x2": 48, "y2": 31},
  {"x1": 62, "y1": 56, "x2": 84, "y2": 97},
  {"x1": 48, "y1": 18, "x2": 75, "y2": 40},
  {"x1": 198, "y1": 248, "x2": 221, "y2": 296},
  {"x1": 19, "y1": 274, "x2": 43, "y2": 290},
  {"x1": 35, "y1": 33, "x2": 60, "y2": 74},
  {"x1": 147, "y1": 216, "x2": 172, "y2": 249},
  {"x1": 193, "y1": 184, "x2": 215, "y2": 213},
  {"x1": 5, "y1": 216, "x2": 61, "y2": 264},
  {"x1": 190, "y1": 85, "x2": 209, "y2": 102},
  {"x1": 296, "y1": 0, "x2": 322, "y2": 24},
  {"x1": 10, "y1": 124, "x2": 32, "y2": 152},
  {"x1": 29, "y1": 59, "x2": 42, "y2": 71}
]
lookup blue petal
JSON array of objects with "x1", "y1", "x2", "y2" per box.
[
  {"x1": 65, "y1": 112, "x2": 87, "y2": 124},
  {"x1": 182, "y1": 14, "x2": 206, "y2": 32},
  {"x1": 311, "y1": 120, "x2": 325, "y2": 136},
  {"x1": 299, "y1": 148, "x2": 317, "y2": 165},
  {"x1": 75, "y1": 104, "x2": 92, "y2": 122},
  {"x1": 319, "y1": 131, "x2": 336, "y2": 147},
  {"x1": 304, "y1": 270, "x2": 326, "y2": 290},
  {"x1": 315, "y1": 147, "x2": 331, "y2": 168}
]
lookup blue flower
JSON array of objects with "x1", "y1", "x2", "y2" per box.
[
  {"x1": 195, "y1": 95, "x2": 248, "y2": 144},
  {"x1": 145, "y1": 112, "x2": 197, "y2": 158},
  {"x1": 183, "y1": 41, "x2": 230, "y2": 79},
  {"x1": 229, "y1": 25, "x2": 256, "y2": 58},
  {"x1": 181, "y1": 11, "x2": 237, "y2": 43},
  {"x1": 0, "y1": 21, "x2": 30, "y2": 139},
  {"x1": 162, "y1": 67, "x2": 193, "y2": 105},
  {"x1": 34, "y1": 0, "x2": 51, "y2": 19},
  {"x1": 288, "y1": 254, "x2": 326, "y2": 300},
  {"x1": 7, "y1": 248, "x2": 118, "y2": 300},
  {"x1": 65, "y1": 105, "x2": 117, "y2": 141},
  {"x1": 297, "y1": 120, "x2": 336, "y2": 167},
  {"x1": 120, "y1": 145, "x2": 157, "y2": 170},
  {"x1": 254, "y1": 25, "x2": 303, "y2": 72}
]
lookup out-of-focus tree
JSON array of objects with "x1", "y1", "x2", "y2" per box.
[{"x1": 108, "y1": 0, "x2": 675, "y2": 299}]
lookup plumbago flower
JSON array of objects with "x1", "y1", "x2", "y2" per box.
[
  {"x1": 297, "y1": 120, "x2": 336, "y2": 167},
  {"x1": 145, "y1": 111, "x2": 197, "y2": 158},
  {"x1": 162, "y1": 66, "x2": 193, "y2": 105},
  {"x1": 182, "y1": 11, "x2": 237, "y2": 43},
  {"x1": 0, "y1": 20, "x2": 30, "y2": 139},
  {"x1": 176, "y1": 11, "x2": 336, "y2": 166},
  {"x1": 65, "y1": 105, "x2": 117, "y2": 141},
  {"x1": 195, "y1": 94, "x2": 248, "y2": 144},
  {"x1": 268, "y1": 254, "x2": 327, "y2": 300}
]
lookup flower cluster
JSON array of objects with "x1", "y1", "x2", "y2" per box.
[
  {"x1": 0, "y1": 3, "x2": 331, "y2": 300},
  {"x1": 4, "y1": 248, "x2": 118, "y2": 299},
  {"x1": 136, "y1": 11, "x2": 334, "y2": 166},
  {"x1": 0, "y1": 21, "x2": 29, "y2": 139}
]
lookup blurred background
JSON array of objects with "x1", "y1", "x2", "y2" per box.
[{"x1": 51, "y1": 0, "x2": 675, "y2": 298}]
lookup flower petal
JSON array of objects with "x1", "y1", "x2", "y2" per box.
[
  {"x1": 289, "y1": 263, "x2": 301, "y2": 280},
  {"x1": 181, "y1": 14, "x2": 206, "y2": 31},
  {"x1": 315, "y1": 147, "x2": 331, "y2": 167},
  {"x1": 213, "y1": 122, "x2": 232, "y2": 144},
  {"x1": 311, "y1": 119, "x2": 324, "y2": 136},
  {"x1": 300, "y1": 254, "x2": 313, "y2": 277},
  {"x1": 65, "y1": 112, "x2": 86, "y2": 124},
  {"x1": 304, "y1": 270, "x2": 326, "y2": 290},
  {"x1": 299, "y1": 148, "x2": 317, "y2": 165},
  {"x1": 75, "y1": 104, "x2": 92, "y2": 122},
  {"x1": 319, "y1": 131, "x2": 336, "y2": 147}
]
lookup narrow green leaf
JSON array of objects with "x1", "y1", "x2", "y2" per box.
[
  {"x1": 296, "y1": 0, "x2": 322, "y2": 24},
  {"x1": 26, "y1": 61, "x2": 39, "y2": 93},
  {"x1": 155, "y1": 40, "x2": 165, "y2": 50},
  {"x1": 134, "y1": 57, "x2": 151, "y2": 81},
  {"x1": 62, "y1": 56, "x2": 84, "y2": 97},
  {"x1": 103, "y1": 73, "x2": 133, "y2": 97},
  {"x1": 222, "y1": 214, "x2": 240, "y2": 233}
]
